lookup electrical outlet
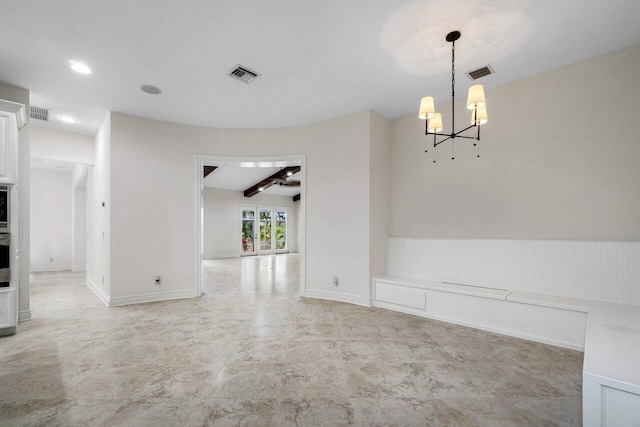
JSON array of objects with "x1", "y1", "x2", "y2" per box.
[
  {"x1": 333, "y1": 276, "x2": 339, "y2": 286},
  {"x1": 155, "y1": 276, "x2": 161, "y2": 286}
]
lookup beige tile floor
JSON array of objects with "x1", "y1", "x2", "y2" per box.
[{"x1": 0, "y1": 254, "x2": 583, "y2": 426}]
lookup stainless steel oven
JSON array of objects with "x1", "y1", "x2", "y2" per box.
[
  {"x1": 0, "y1": 185, "x2": 8, "y2": 233},
  {"x1": 0, "y1": 234, "x2": 8, "y2": 288}
]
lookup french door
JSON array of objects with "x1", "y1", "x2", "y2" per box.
[{"x1": 240, "y1": 205, "x2": 288, "y2": 256}]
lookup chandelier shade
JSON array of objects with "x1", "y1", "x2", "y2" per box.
[
  {"x1": 418, "y1": 96, "x2": 436, "y2": 120},
  {"x1": 466, "y1": 84, "x2": 486, "y2": 110},
  {"x1": 472, "y1": 105, "x2": 488, "y2": 126},
  {"x1": 428, "y1": 113, "x2": 443, "y2": 133}
]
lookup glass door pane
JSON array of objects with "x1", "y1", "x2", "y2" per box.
[
  {"x1": 259, "y1": 209, "x2": 272, "y2": 252},
  {"x1": 275, "y1": 210, "x2": 287, "y2": 251},
  {"x1": 241, "y1": 207, "x2": 256, "y2": 255}
]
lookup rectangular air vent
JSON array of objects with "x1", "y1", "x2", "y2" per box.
[
  {"x1": 30, "y1": 106, "x2": 49, "y2": 121},
  {"x1": 466, "y1": 65, "x2": 494, "y2": 80},
  {"x1": 228, "y1": 65, "x2": 260, "y2": 84}
]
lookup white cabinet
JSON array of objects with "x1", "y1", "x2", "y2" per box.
[
  {"x1": 0, "y1": 99, "x2": 26, "y2": 335},
  {"x1": 0, "y1": 100, "x2": 24, "y2": 185},
  {"x1": 0, "y1": 289, "x2": 16, "y2": 328}
]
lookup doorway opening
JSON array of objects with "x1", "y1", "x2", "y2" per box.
[
  {"x1": 30, "y1": 158, "x2": 90, "y2": 275},
  {"x1": 194, "y1": 155, "x2": 306, "y2": 297}
]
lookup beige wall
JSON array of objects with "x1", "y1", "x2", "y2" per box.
[
  {"x1": 369, "y1": 111, "x2": 391, "y2": 282},
  {"x1": 108, "y1": 111, "x2": 373, "y2": 303},
  {"x1": 0, "y1": 82, "x2": 30, "y2": 318},
  {"x1": 390, "y1": 44, "x2": 640, "y2": 241}
]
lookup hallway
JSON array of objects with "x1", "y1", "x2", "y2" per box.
[{"x1": 0, "y1": 255, "x2": 582, "y2": 426}]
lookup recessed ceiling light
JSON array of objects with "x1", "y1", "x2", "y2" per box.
[
  {"x1": 140, "y1": 85, "x2": 162, "y2": 95},
  {"x1": 58, "y1": 115, "x2": 78, "y2": 124},
  {"x1": 69, "y1": 61, "x2": 92, "y2": 75}
]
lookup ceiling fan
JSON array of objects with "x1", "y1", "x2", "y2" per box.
[{"x1": 272, "y1": 177, "x2": 300, "y2": 187}]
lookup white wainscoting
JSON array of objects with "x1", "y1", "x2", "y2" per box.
[{"x1": 388, "y1": 238, "x2": 640, "y2": 306}]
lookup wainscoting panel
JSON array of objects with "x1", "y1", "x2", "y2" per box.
[{"x1": 387, "y1": 238, "x2": 640, "y2": 306}]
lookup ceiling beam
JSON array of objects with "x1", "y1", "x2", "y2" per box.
[
  {"x1": 244, "y1": 166, "x2": 301, "y2": 197},
  {"x1": 203, "y1": 166, "x2": 217, "y2": 178},
  {"x1": 293, "y1": 193, "x2": 300, "y2": 202}
]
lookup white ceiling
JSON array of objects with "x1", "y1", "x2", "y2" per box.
[
  {"x1": 205, "y1": 166, "x2": 301, "y2": 197},
  {"x1": 2, "y1": 0, "x2": 640, "y2": 135}
]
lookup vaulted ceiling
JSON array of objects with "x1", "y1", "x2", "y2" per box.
[{"x1": 2, "y1": 0, "x2": 640, "y2": 135}]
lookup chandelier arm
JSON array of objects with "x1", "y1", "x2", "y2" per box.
[
  {"x1": 453, "y1": 135, "x2": 477, "y2": 140},
  {"x1": 454, "y1": 124, "x2": 476, "y2": 135},
  {"x1": 433, "y1": 135, "x2": 452, "y2": 147}
]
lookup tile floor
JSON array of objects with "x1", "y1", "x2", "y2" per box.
[{"x1": 0, "y1": 254, "x2": 583, "y2": 426}]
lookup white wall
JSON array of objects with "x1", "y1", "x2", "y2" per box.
[
  {"x1": 72, "y1": 186, "x2": 86, "y2": 272},
  {"x1": 86, "y1": 114, "x2": 110, "y2": 301},
  {"x1": 108, "y1": 111, "x2": 372, "y2": 305},
  {"x1": 0, "y1": 82, "x2": 30, "y2": 320},
  {"x1": 30, "y1": 168, "x2": 72, "y2": 271},
  {"x1": 204, "y1": 187, "x2": 299, "y2": 259},
  {"x1": 71, "y1": 164, "x2": 90, "y2": 273},
  {"x1": 390, "y1": 43, "x2": 640, "y2": 241},
  {"x1": 30, "y1": 126, "x2": 94, "y2": 165}
]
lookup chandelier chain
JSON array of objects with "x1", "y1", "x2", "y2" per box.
[{"x1": 451, "y1": 40, "x2": 455, "y2": 99}]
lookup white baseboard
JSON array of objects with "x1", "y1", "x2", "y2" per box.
[
  {"x1": 203, "y1": 253, "x2": 240, "y2": 260},
  {"x1": 86, "y1": 278, "x2": 110, "y2": 307},
  {"x1": 303, "y1": 289, "x2": 373, "y2": 308},
  {"x1": 30, "y1": 264, "x2": 72, "y2": 272},
  {"x1": 109, "y1": 289, "x2": 197, "y2": 307},
  {"x1": 18, "y1": 309, "x2": 32, "y2": 322}
]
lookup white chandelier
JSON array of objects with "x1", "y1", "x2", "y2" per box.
[{"x1": 418, "y1": 31, "x2": 488, "y2": 162}]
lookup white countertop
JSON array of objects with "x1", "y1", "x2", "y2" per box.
[{"x1": 583, "y1": 301, "x2": 640, "y2": 395}]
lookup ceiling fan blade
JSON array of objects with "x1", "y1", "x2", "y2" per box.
[{"x1": 283, "y1": 180, "x2": 300, "y2": 186}]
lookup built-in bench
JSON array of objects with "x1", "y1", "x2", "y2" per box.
[{"x1": 373, "y1": 275, "x2": 640, "y2": 426}]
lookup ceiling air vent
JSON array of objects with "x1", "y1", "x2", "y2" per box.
[
  {"x1": 228, "y1": 65, "x2": 260, "y2": 84},
  {"x1": 466, "y1": 65, "x2": 494, "y2": 80},
  {"x1": 30, "y1": 106, "x2": 49, "y2": 121}
]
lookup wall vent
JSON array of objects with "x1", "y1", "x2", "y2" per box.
[
  {"x1": 228, "y1": 65, "x2": 260, "y2": 84},
  {"x1": 30, "y1": 106, "x2": 49, "y2": 121},
  {"x1": 466, "y1": 65, "x2": 494, "y2": 80}
]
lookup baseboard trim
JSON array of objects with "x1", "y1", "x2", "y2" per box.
[
  {"x1": 109, "y1": 289, "x2": 198, "y2": 307},
  {"x1": 30, "y1": 265, "x2": 72, "y2": 273},
  {"x1": 86, "y1": 278, "x2": 110, "y2": 307},
  {"x1": 18, "y1": 309, "x2": 32, "y2": 322},
  {"x1": 303, "y1": 289, "x2": 373, "y2": 308},
  {"x1": 203, "y1": 253, "x2": 240, "y2": 260}
]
